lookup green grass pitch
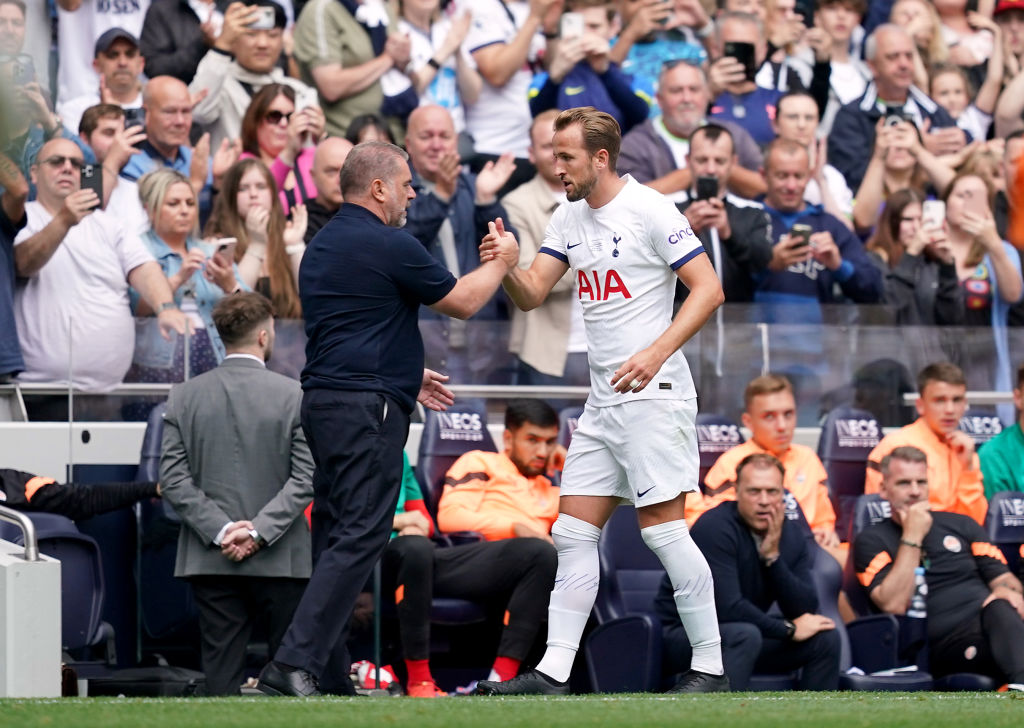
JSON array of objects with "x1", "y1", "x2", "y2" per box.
[{"x1": 1, "y1": 692, "x2": 1022, "y2": 728}]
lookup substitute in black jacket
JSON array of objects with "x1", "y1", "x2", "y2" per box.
[
  {"x1": 655, "y1": 454, "x2": 840, "y2": 691},
  {"x1": 140, "y1": 0, "x2": 230, "y2": 84},
  {"x1": 676, "y1": 124, "x2": 772, "y2": 304},
  {"x1": 0, "y1": 468, "x2": 158, "y2": 521}
]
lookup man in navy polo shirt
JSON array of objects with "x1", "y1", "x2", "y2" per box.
[{"x1": 258, "y1": 140, "x2": 518, "y2": 697}]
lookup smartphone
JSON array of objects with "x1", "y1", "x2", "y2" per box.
[
  {"x1": 790, "y1": 223, "x2": 812, "y2": 249},
  {"x1": 696, "y1": 175, "x2": 719, "y2": 201},
  {"x1": 560, "y1": 11, "x2": 584, "y2": 39},
  {"x1": 794, "y1": 0, "x2": 815, "y2": 28},
  {"x1": 921, "y1": 200, "x2": 945, "y2": 230},
  {"x1": 249, "y1": 5, "x2": 276, "y2": 30},
  {"x1": 80, "y1": 163, "x2": 103, "y2": 207},
  {"x1": 214, "y1": 237, "x2": 238, "y2": 264},
  {"x1": 884, "y1": 106, "x2": 913, "y2": 127},
  {"x1": 657, "y1": 0, "x2": 674, "y2": 26},
  {"x1": 11, "y1": 55, "x2": 35, "y2": 86},
  {"x1": 723, "y1": 41, "x2": 757, "y2": 83},
  {"x1": 123, "y1": 106, "x2": 145, "y2": 129}
]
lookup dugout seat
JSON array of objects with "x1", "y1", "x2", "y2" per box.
[
  {"x1": 959, "y1": 407, "x2": 1004, "y2": 449},
  {"x1": 416, "y1": 405, "x2": 497, "y2": 521},
  {"x1": 695, "y1": 413, "x2": 744, "y2": 493},
  {"x1": 985, "y1": 492, "x2": 1024, "y2": 581},
  {"x1": 557, "y1": 405, "x2": 584, "y2": 448},
  {"x1": 817, "y1": 405, "x2": 880, "y2": 541}
]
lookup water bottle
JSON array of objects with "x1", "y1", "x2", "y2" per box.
[{"x1": 907, "y1": 567, "x2": 927, "y2": 618}]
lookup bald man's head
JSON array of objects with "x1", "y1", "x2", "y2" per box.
[
  {"x1": 32, "y1": 137, "x2": 87, "y2": 208},
  {"x1": 312, "y1": 136, "x2": 354, "y2": 209},
  {"x1": 405, "y1": 105, "x2": 456, "y2": 181},
  {"x1": 142, "y1": 76, "x2": 193, "y2": 156}
]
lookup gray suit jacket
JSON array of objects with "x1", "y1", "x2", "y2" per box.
[{"x1": 160, "y1": 356, "x2": 314, "y2": 578}]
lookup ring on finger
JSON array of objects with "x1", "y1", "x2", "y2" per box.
[{"x1": 629, "y1": 377, "x2": 642, "y2": 390}]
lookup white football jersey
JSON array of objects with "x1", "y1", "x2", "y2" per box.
[{"x1": 539, "y1": 176, "x2": 705, "y2": 407}]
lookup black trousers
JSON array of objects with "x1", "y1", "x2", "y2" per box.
[
  {"x1": 274, "y1": 389, "x2": 409, "y2": 685},
  {"x1": 663, "y1": 621, "x2": 841, "y2": 691},
  {"x1": 381, "y1": 535, "x2": 557, "y2": 661},
  {"x1": 930, "y1": 598, "x2": 1024, "y2": 684},
  {"x1": 188, "y1": 575, "x2": 307, "y2": 696}
]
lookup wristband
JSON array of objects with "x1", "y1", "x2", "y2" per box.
[
  {"x1": 158, "y1": 301, "x2": 179, "y2": 313},
  {"x1": 900, "y1": 538, "x2": 923, "y2": 549},
  {"x1": 543, "y1": 29, "x2": 559, "y2": 40},
  {"x1": 784, "y1": 619, "x2": 796, "y2": 640},
  {"x1": 285, "y1": 243, "x2": 306, "y2": 255},
  {"x1": 427, "y1": 57, "x2": 441, "y2": 70}
]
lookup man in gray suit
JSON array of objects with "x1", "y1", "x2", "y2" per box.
[{"x1": 160, "y1": 292, "x2": 314, "y2": 696}]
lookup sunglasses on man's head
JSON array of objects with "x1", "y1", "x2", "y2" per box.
[
  {"x1": 264, "y1": 110, "x2": 293, "y2": 125},
  {"x1": 40, "y1": 155, "x2": 85, "y2": 170}
]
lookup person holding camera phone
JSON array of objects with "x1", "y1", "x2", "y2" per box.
[
  {"x1": 755, "y1": 138, "x2": 882, "y2": 321},
  {"x1": 675, "y1": 124, "x2": 772, "y2": 303},
  {"x1": 58, "y1": 28, "x2": 146, "y2": 140},
  {"x1": 828, "y1": 23, "x2": 962, "y2": 193},
  {"x1": 190, "y1": 1, "x2": 318, "y2": 151}
]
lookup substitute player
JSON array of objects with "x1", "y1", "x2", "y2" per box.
[{"x1": 475, "y1": 107, "x2": 728, "y2": 695}]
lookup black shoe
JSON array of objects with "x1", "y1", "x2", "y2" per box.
[
  {"x1": 475, "y1": 669, "x2": 569, "y2": 696},
  {"x1": 258, "y1": 661, "x2": 321, "y2": 697},
  {"x1": 666, "y1": 669, "x2": 730, "y2": 694}
]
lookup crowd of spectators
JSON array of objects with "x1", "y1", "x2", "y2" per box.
[{"x1": 2, "y1": 0, "x2": 1024, "y2": 417}]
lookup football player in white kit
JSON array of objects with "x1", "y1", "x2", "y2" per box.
[{"x1": 475, "y1": 107, "x2": 729, "y2": 695}]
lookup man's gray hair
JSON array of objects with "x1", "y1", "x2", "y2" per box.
[
  {"x1": 879, "y1": 445, "x2": 928, "y2": 477},
  {"x1": 864, "y1": 23, "x2": 910, "y2": 62},
  {"x1": 339, "y1": 141, "x2": 408, "y2": 199},
  {"x1": 715, "y1": 10, "x2": 763, "y2": 40}
]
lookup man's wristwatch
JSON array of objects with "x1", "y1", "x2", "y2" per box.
[
  {"x1": 248, "y1": 528, "x2": 263, "y2": 546},
  {"x1": 784, "y1": 619, "x2": 796, "y2": 640},
  {"x1": 158, "y1": 301, "x2": 179, "y2": 313}
]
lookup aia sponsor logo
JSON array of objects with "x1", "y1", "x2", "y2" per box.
[{"x1": 578, "y1": 269, "x2": 632, "y2": 301}]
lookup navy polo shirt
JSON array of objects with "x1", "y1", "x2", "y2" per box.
[{"x1": 299, "y1": 203, "x2": 457, "y2": 412}]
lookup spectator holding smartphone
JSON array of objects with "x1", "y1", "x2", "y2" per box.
[
  {"x1": 239, "y1": 84, "x2": 326, "y2": 215},
  {"x1": 129, "y1": 168, "x2": 247, "y2": 387},
  {"x1": 865, "y1": 188, "x2": 966, "y2": 326}
]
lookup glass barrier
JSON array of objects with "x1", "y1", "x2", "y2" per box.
[{"x1": 8, "y1": 306, "x2": 1023, "y2": 426}]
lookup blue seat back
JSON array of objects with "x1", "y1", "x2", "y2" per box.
[
  {"x1": 843, "y1": 494, "x2": 891, "y2": 616},
  {"x1": 8, "y1": 514, "x2": 105, "y2": 651},
  {"x1": 416, "y1": 407, "x2": 497, "y2": 516},
  {"x1": 985, "y1": 491, "x2": 1024, "y2": 575},
  {"x1": 593, "y1": 506, "x2": 663, "y2": 623},
  {"x1": 817, "y1": 406, "x2": 880, "y2": 539},
  {"x1": 695, "y1": 413, "x2": 744, "y2": 491},
  {"x1": 135, "y1": 402, "x2": 167, "y2": 484},
  {"x1": 557, "y1": 406, "x2": 585, "y2": 448}
]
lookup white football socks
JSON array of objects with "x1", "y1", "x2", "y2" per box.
[
  {"x1": 534, "y1": 513, "x2": 603, "y2": 683},
  {"x1": 641, "y1": 519, "x2": 724, "y2": 676}
]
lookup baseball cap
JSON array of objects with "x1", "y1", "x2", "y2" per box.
[
  {"x1": 93, "y1": 27, "x2": 139, "y2": 57},
  {"x1": 995, "y1": 0, "x2": 1024, "y2": 15}
]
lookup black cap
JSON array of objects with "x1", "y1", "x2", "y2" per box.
[{"x1": 94, "y1": 27, "x2": 139, "y2": 57}]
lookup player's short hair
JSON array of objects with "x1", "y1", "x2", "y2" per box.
[
  {"x1": 689, "y1": 123, "x2": 734, "y2": 154},
  {"x1": 736, "y1": 452, "x2": 785, "y2": 484},
  {"x1": 916, "y1": 362, "x2": 966, "y2": 393},
  {"x1": 79, "y1": 103, "x2": 125, "y2": 138},
  {"x1": 339, "y1": 141, "x2": 408, "y2": 200},
  {"x1": 504, "y1": 399, "x2": 559, "y2": 431},
  {"x1": 743, "y1": 374, "x2": 793, "y2": 409},
  {"x1": 554, "y1": 106, "x2": 621, "y2": 171},
  {"x1": 879, "y1": 445, "x2": 928, "y2": 477},
  {"x1": 763, "y1": 137, "x2": 809, "y2": 170},
  {"x1": 212, "y1": 292, "x2": 275, "y2": 348}
]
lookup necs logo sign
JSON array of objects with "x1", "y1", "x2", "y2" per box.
[
  {"x1": 438, "y1": 412, "x2": 484, "y2": 442},
  {"x1": 834, "y1": 418, "x2": 879, "y2": 448},
  {"x1": 697, "y1": 424, "x2": 741, "y2": 453}
]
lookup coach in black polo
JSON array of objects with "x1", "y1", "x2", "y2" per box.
[{"x1": 259, "y1": 141, "x2": 517, "y2": 697}]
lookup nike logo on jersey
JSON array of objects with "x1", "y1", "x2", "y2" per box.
[
  {"x1": 637, "y1": 486, "x2": 656, "y2": 498},
  {"x1": 567, "y1": 241, "x2": 582, "y2": 249},
  {"x1": 565, "y1": 85, "x2": 586, "y2": 95},
  {"x1": 578, "y1": 269, "x2": 632, "y2": 301}
]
